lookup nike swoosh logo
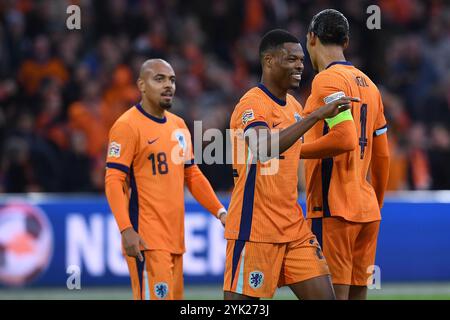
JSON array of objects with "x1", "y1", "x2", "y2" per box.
[
  {"x1": 148, "y1": 138, "x2": 159, "y2": 144},
  {"x1": 272, "y1": 122, "x2": 282, "y2": 128}
]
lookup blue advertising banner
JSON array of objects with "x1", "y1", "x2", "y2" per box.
[{"x1": 0, "y1": 192, "x2": 449, "y2": 288}]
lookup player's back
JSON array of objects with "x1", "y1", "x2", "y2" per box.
[{"x1": 303, "y1": 62, "x2": 387, "y2": 222}]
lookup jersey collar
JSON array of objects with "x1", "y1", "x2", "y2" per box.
[
  {"x1": 257, "y1": 83, "x2": 287, "y2": 106},
  {"x1": 136, "y1": 103, "x2": 167, "y2": 123},
  {"x1": 325, "y1": 61, "x2": 353, "y2": 69}
]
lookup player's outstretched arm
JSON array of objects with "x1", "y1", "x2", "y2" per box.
[
  {"x1": 370, "y1": 133, "x2": 390, "y2": 208},
  {"x1": 300, "y1": 119, "x2": 357, "y2": 159},
  {"x1": 184, "y1": 164, "x2": 227, "y2": 226},
  {"x1": 247, "y1": 97, "x2": 358, "y2": 162},
  {"x1": 105, "y1": 168, "x2": 148, "y2": 261}
]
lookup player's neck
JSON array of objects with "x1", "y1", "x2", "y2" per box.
[
  {"x1": 317, "y1": 47, "x2": 346, "y2": 72},
  {"x1": 140, "y1": 99, "x2": 165, "y2": 119},
  {"x1": 260, "y1": 78, "x2": 287, "y2": 101}
]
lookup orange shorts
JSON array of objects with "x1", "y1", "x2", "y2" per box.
[
  {"x1": 308, "y1": 216, "x2": 380, "y2": 286},
  {"x1": 223, "y1": 232, "x2": 330, "y2": 298},
  {"x1": 125, "y1": 250, "x2": 183, "y2": 300}
]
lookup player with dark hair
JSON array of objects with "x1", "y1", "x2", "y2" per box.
[
  {"x1": 105, "y1": 59, "x2": 227, "y2": 300},
  {"x1": 224, "y1": 29, "x2": 359, "y2": 300},
  {"x1": 302, "y1": 9, "x2": 390, "y2": 300}
]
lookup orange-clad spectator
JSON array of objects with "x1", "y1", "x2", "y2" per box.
[
  {"x1": 102, "y1": 65, "x2": 140, "y2": 130},
  {"x1": 182, "y1": 43, "x2": 205, "y2": 79},
  {"x1": 379, "y1": 0, "x2": 417, "y2": 25},
  {"x1": 15, "y1": 0, "x2": 34, "y2": 14},
  {"x1": 410, "y1": 149, "x2": 431, "y2": 189},
  {"x1": 408, "y1": 123, "x2": 431, "y2": 190},
  {"x1": 386, "y1": 136, "x2": 408, "y2": 190},
  {"x1": 17, "y1": 35, "x2": 68, "y2": 96},
  {"x1": 378, "y1": 88, "x2": 410, "y2": 190},
  {"x1": 35, "y1": 81, "x2": 69, "y2": 150},
  {"x1": 68, "y1": 80, "x2": 109, "y2": 159},
  {"x1": 243, "y1": 0, "x2": 265, "y2": 33}
]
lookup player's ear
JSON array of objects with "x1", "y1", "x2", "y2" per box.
[
  {"x1": 342, "y1": 37, "x2": 349, "y2": 50},
  {"x1": 263, "y1": 53, "x2": 273, "y2": 69},
  {"x1": 308, "y1": 32, "x2": 317, "y2": 46},
  {"x1": 137, "y1": 78, "x2": 145, "y2": 93}
]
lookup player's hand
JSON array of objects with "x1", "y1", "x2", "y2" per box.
[
  {"x1": 121, "y1": 227, "x2": 149, "y2": 262},
  {"x1": 315, "y1": 96, "x2": 360, "y2": 119},
  {"x1": 219, "y1": 212, "x2": 227, "y2": 227},
  {"x1": 217, "y1": 208, "x2": 227, "y2": 227}
]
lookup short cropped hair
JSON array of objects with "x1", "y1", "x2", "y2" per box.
[
  {"x1": 259, "y1": 29, "x2": 300, "y2": 60},
  {"x1": 308, "y1": 9, "x2": 349, "y2": 46}
]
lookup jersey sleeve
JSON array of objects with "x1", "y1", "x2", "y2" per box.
[
  {"x1": 374, "y1": 94, "x2": 388, "y2": 137},
  {"x1": 105, "y1": 121, "x2": 137, "y2": 174},
  {"x1": 105, "y1": 120, "x2": 136, "y2": 233},
  {"x1": 305, "y1": 72, "x2": 354, "y2": 128},
  {"x1": 234, "y1": 96, "x2": 269, "y2": 132},
  {"x1": 184, "y1": 164, "x2": 224, "y2": 217}
]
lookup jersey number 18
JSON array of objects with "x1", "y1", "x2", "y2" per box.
[{"x1": 148, "y1": 152, "x2": 169, "y2": 175}]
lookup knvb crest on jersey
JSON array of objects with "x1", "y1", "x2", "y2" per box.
[
  {"x1": 154, "y1": 282, "x2": 169, "y2": 299},
  {"x1": 249, "y1": 271, "x2": 264, "y2": 289},
  {"x1": 174, "y1": 130, "x2": 187, "y2": 157},
  {"x1": 108, "y1": 142, "x2": 121, "y2": 158}
]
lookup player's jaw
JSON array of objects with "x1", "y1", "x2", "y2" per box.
[
  {"x1": 283, "y1": 65, "x2": 303, "y2": 89},
  {"x1": 159, "y1": 89, "x2": 174, "y2": 109},
  {"x1": 289, "y1": 70, "x2": 303, "y2": 88}
]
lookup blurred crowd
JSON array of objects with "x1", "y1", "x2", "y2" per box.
[{"x1": 0, "y1": 0, "x2": 449, "y2": 193}]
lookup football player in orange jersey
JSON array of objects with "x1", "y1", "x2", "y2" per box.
[
  {"x1": 302, "y1": 9, "x2": 390, "y2": 300},
  {"x1": 105, "y1": 59, "x2": 227, "y2": 300},
  {"x1": 224, "y1": 29, "x2": 359, "y2": 300}
]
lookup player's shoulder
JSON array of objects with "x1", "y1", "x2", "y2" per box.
[
  {"x1": 113, "y1": 106, "x2": 138, "y2": 127},
  {"x1": 109, "y1": 106, "x2": 142, "y2": 136},
  {"x1": 351, "y1": 66, "x2": 376, "y2": 85},
  {"x1": 234, "y1": 86, "x2": 269, "y2": 113},
  {"x1": 313, "y1": 67, "x2": 347, "y2": 85},
  {"x1": 239, "y1": 86, "x2": 267, "y2": 103},
  {"x1": 165, "y1": 111, "x2": 187, "y2": 128},
  {"x1": 230, "y1": 87, "x2": 266, "y2": 127},
  {"x1": 286, "y1": 93, "x2": 303, "y2": 109},
  {"x1": 286, "y1": 93, "x2": 302, "y2": 105}
]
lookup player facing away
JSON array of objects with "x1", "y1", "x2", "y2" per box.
[
  {"x1": 302, "y1": 9, "x2": 390, "y2": 300},
  {"x1": 105, "y1": 59, "x2": 227, "y2": 300},
  {"x1": 224, "y1": 29, "x2": 359, "y2": 300}
]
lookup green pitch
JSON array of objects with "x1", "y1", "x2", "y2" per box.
[{"x1": 0, "y1": 283, "x2": 449, "y2": 300}]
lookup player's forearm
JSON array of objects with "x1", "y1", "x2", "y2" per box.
[
  {"x1": 249, "y1": 112, "x2": 321, "y2": 161},
  {"x1": 300, "y1": 121, "x2": 357, "y2": 159},
  {"x1": 185, "y1": 165, "x2": 225, "y2": 217},
  {"x1": 278, "y1": 111, "x2": 321, "y2": 154},
  {"x1": 371, "y1": 134, "x2": 390, "y2": 208},
  {"x1": 105, "y1": 171, "x2": 133, "y2": 232},
  {"x1": 371, "y1": 156, "x2": 389, "y2": 208}
]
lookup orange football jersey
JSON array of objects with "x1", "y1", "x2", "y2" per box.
[
  {"x1": 225, "y1": 84, "x2": 309, "y2": 243},
  {"x1": 302, "y1": 61, "x2": 388, "y2": 223},
  {"x1": 106, "y1": 103, "x2": 193, "y2": 253}
]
